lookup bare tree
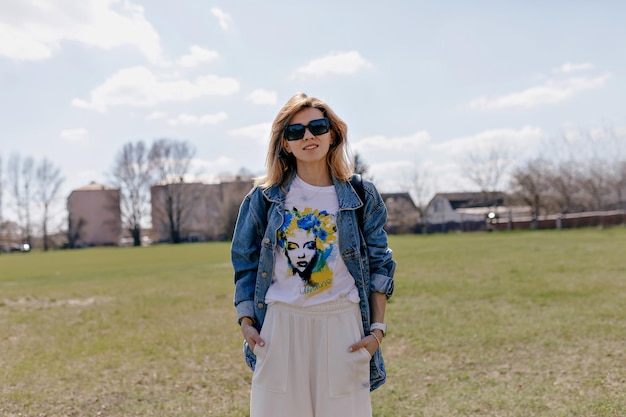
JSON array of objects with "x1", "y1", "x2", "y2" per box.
[
  {"x1": 352, "y1": 152, "x2": 369, "y2": 176},
  {"x1": 579, "y1": 159, "x2": 612, "y2": 211},
  {"x1": 603, "y1": 126, "x2": 626, "y2": 210},
  {"x1": 403, "y1": 166, "x2": 433, "y2": 210},
  {"x1": 400, "y1": 166, "x2": 433, "y2": 233},
  {"x1": 546, "y1": 161, "x2": 582, "y2": 214},
  {"x1": 543, "y1": 125, "x2": 625, "y2": 212},
  {"x1": 616, "y1": 160, "x2": 626, "y2": 210},
  {"x1": 461, "y1": 144, "x2": 510, "y2": 208},
  {"x1": 7, "y1": 154, "x2": 35, "y2": 246},
  {"x1": 509, "y1": 158, "x2": 551, "y2": 229},
  {"x1": 33, "y1": 158, "x2": 65, "y2": 251},
  {"x1": 111, "y1": 141, "x2": 153, "y2": 246},
  {"x1": 149, "y1": 138, "x2": 196, "y2": 243},
  {"x1": 67, "y1": 215, "x2": 86, "y2": 249}
]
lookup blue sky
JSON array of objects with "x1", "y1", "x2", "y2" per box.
[{"x1": 1, "y1": 0, "x2": 625, "y2": 210}]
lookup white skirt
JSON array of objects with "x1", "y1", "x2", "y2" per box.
[{"x1": 250, "y1": 298, "x2": 372, "y2": 417}]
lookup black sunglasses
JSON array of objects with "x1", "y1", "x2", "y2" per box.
[{"x1": 284, "y1": 118, "x2": 330, "y2": 141}]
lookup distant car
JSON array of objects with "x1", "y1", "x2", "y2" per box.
[{"x1": 10, "y1": 243, "x2": 31, "y2": 253}]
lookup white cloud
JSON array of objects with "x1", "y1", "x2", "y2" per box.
[
  {"x1": 367, "y1": 160, "x2": 415, "y2": 191},
  {"x1": 245, "y1": 89, "x2": 278, "y2": 105},
  {"x1": 72, "y1": 66, "x2": 240, "y2": 112},
  {"x1": 291, "y1": 51, "x2": 372, "y2": 80},
  {"x1": 167, "y1": 112, "x2": 228, "y2": 126},
  {"x1": 366, "y1": 159, "x2": 467, "y2": 198},
  {"x1": 211, "y1": 7, "x2": 232, "y2": 30},
  {"x1": 553, "y1": 62, "x2": 595, "y2": 74},
  {"x1": 192, "y1": 155, "x2": 238, "y2": 176},
  {"x1": 0, "y1": 22, "x2": 56, "y2": 61},
  {"x1": 0, "y1": 0, "x2": 161, "y2": 62},
  {"x1": 228, "y1": 122, "x2": 272, "y2": 144},
  {"x1": 353, "y1": 131, "x2": 431, "y2": 153},
  {"x1": 146, "y1": 111, "x2": 167, "y2": 120},
  {"x1": 363, "y1": 127, "x2": 549, "y2": 194},
  {"x1": 469, "y1": 73, "x2": 611, "y2": 110},
  {"x1": 176, "y1": 45, "x2": 219, "y2": 68},
  {"x1": 433, "y1": 126, "x2": 546, "y2": 156},
  {"x1": 60, "y1": 128, "x2": 89, "y2": 144}
]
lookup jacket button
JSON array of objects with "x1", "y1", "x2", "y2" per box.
[
  {"x1": 257, "y1": 302, "x2": 264, "y2": 309},
  {"x1": 263, "y1": 238, "x2": 270, "y2": 244},
  {"x1": 261, "y1": 272, "x2": 268, "y2": 278}
]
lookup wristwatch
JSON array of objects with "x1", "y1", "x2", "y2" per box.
[{"x1": 370, "y1": 322, "x2": 387, "y2": 337}]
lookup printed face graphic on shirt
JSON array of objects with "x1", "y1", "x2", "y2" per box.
[
  {"x1": 285, "y1": 229, "x2": 318, "y2": 277},
  {"x1": 278, "y1": 207, "x2": 337, "y2": 296}
]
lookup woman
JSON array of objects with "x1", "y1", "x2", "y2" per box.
[{"x1": 231, "y1": 92, "x2": 395, "y2": 417}]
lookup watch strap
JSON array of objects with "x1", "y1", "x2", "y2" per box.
[{"x1": 370, "y1": 322, "x2": 387, "y2": 337}]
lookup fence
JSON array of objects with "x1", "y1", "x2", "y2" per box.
[{"x1": 494, "y1": 210, "x2": 626, "y2": 231}]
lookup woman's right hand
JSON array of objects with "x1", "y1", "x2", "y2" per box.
[{"x1": 241, "y1": 320, "x2": 265, "y2": 351}]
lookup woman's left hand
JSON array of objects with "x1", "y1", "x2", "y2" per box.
[{"x1": 348, "y1": 329, "x2": 383, "y2": 357}]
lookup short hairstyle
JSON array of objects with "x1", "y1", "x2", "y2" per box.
[{"x1": 256, "y1": 93, "x2": 353, "y2": 189}]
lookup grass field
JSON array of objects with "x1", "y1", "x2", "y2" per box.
[{"x1": 1, "y1": 228, "x2": 625, "y2": 416}]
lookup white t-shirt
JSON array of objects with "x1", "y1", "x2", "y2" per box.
[{"x1": 265, "y1": 176, "x2": 360, "y2": 306}]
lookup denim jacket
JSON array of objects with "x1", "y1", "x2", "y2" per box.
[{"x1": 231, "y1": 174, "x2": 396, "y2": 391}]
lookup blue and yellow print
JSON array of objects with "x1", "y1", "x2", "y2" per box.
[{"x1": 278, "y1": 207, "x2": 337, "y2": 296}]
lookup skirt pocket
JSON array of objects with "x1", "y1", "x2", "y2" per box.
[
  {"x1": 251, "y1": 311, "x2": 290, "y2": 393},
  {"x1": 327, "y1": 311, "x2": 372, "y2": 397}
]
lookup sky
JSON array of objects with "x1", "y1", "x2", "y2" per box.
[{"x1": 1, "y1": 0, "x2": 625, "y2": 215}]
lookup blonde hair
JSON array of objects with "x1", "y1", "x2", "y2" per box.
[{"x1": 256, "y1": 93, "x2": 353, "y2": 189}]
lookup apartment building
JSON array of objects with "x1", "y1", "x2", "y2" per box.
[{"x1": 67, "y1": 182, "x2": 122, "y2": 247}]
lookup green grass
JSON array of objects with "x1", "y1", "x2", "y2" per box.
[{"x1": 1, "y1": 228, "x2": 625, "y2": 416}]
